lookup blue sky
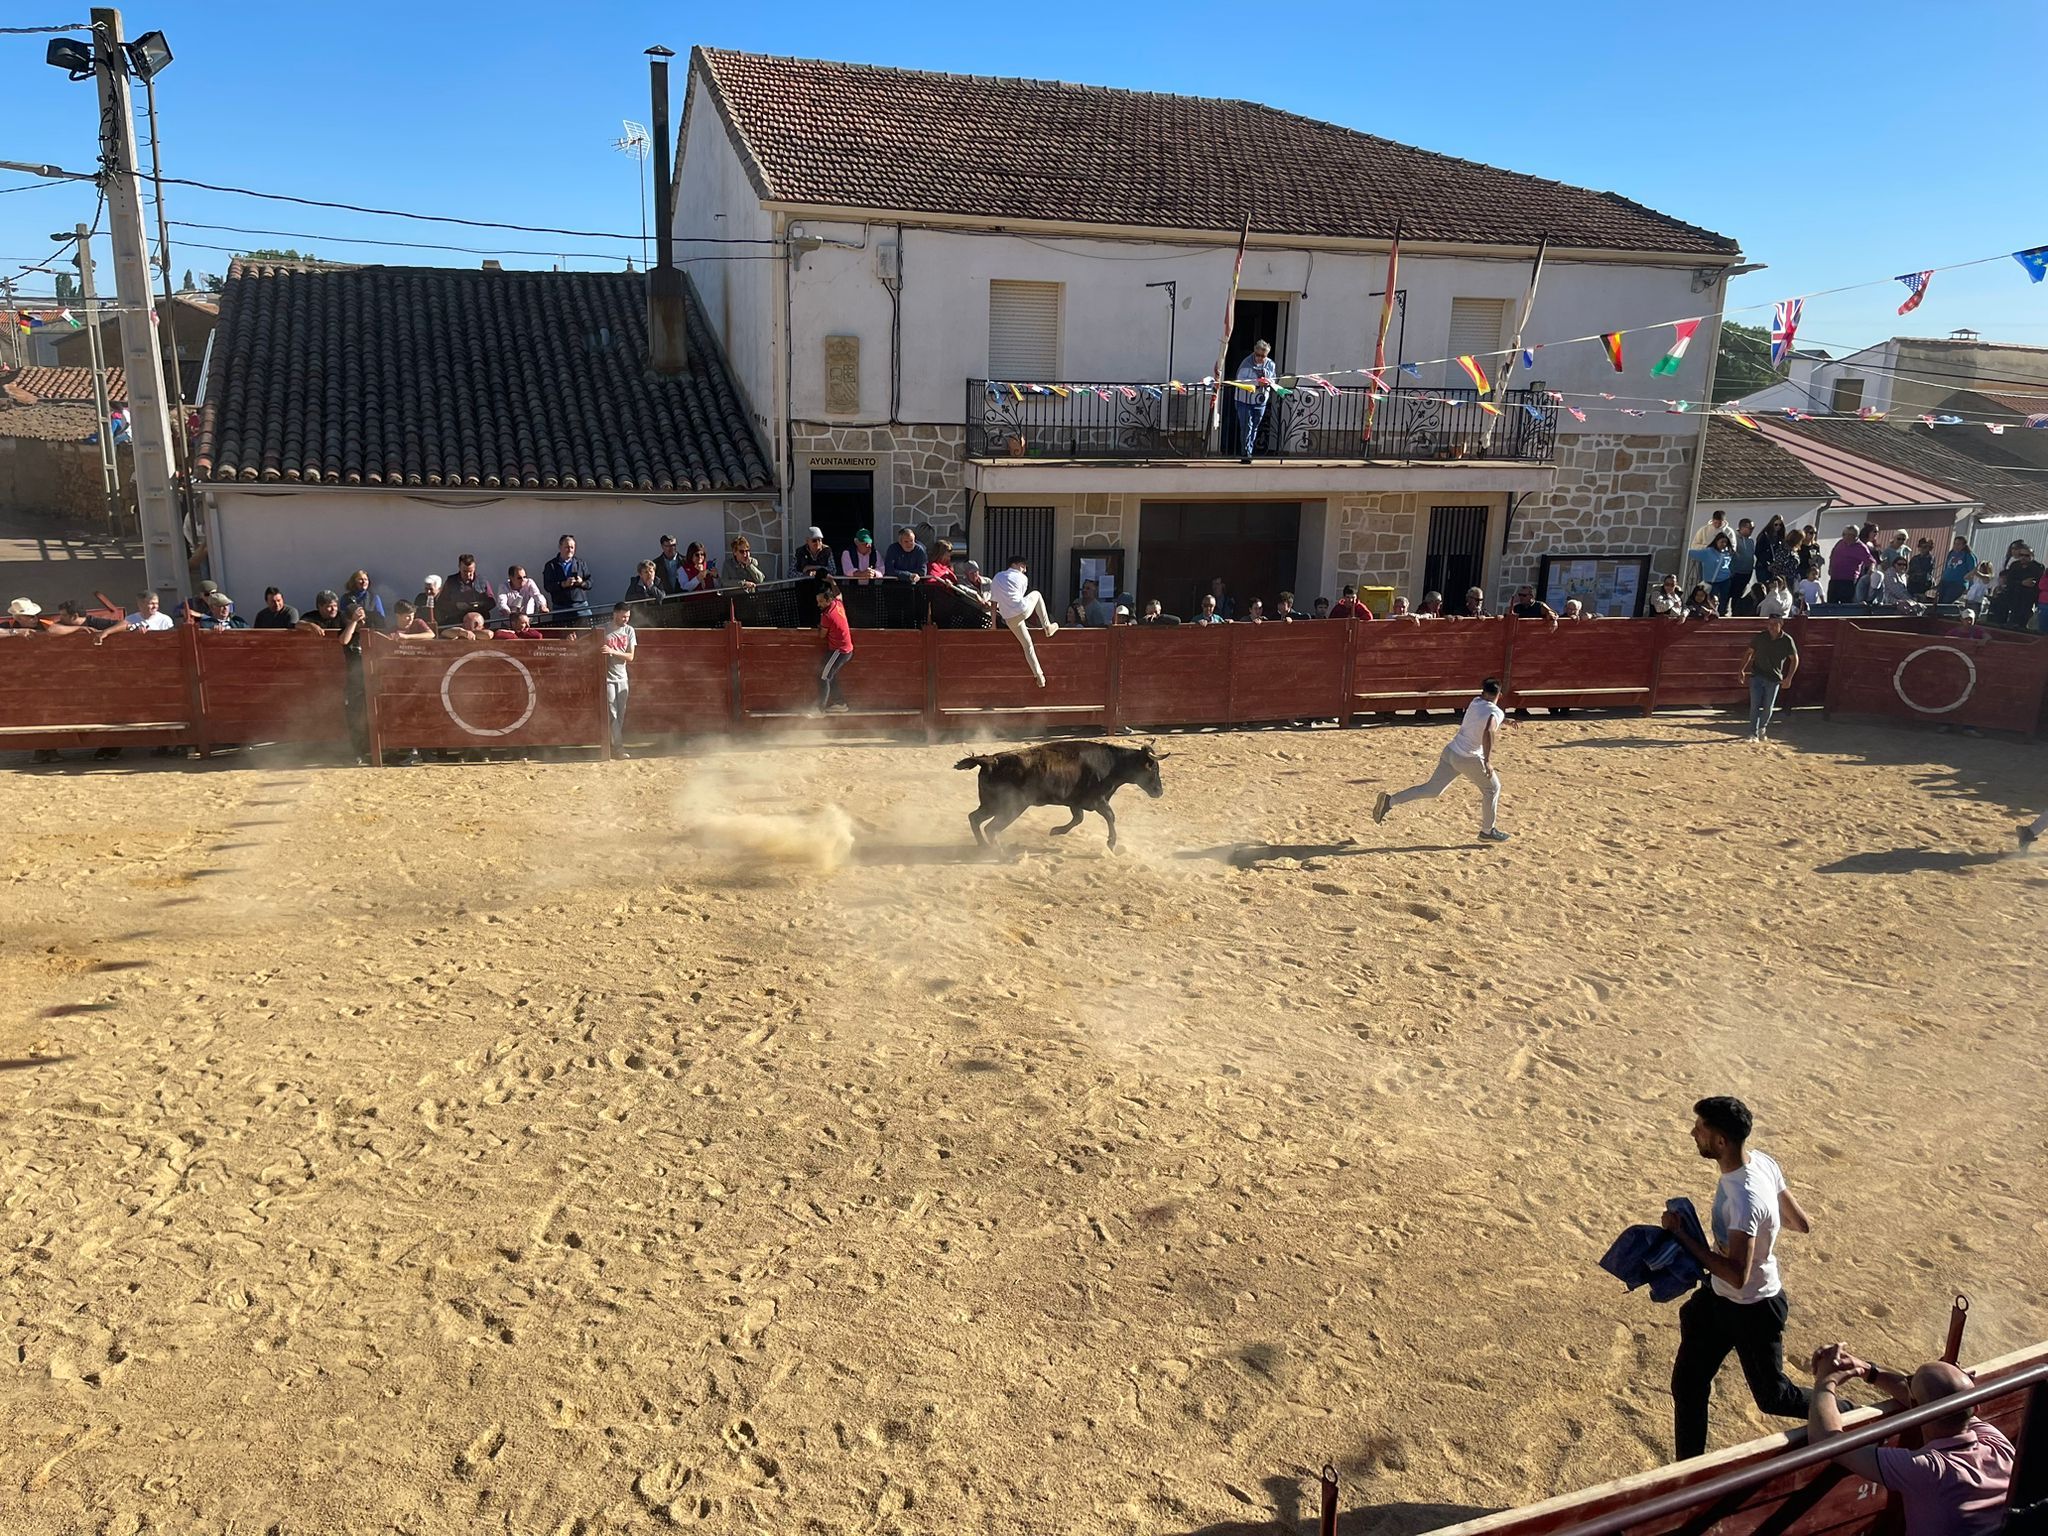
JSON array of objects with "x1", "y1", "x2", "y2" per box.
[{"x1": 5, "y1": 0, "x2": 2046, "y2": 360}]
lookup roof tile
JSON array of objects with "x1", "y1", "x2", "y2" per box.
[
  {"x1": 194, "y1": 263, "x2": 774, "y2": 494},
  {"x1": 1697, "y1": 418, "x2": 1834, "y2": 501},
  {"x1": 695, "y1": 48, "x2": 1739, "y2": 255}
]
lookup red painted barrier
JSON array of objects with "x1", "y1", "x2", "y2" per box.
[
  {"x1": 1826, "y1": 622, "x2": 2048, "y2": 735},
  {"x1": 0, "y1": 629, "x2": 196, "y2": 751},
  {"x1": 4, "y1": 618, "x2": 2038, "y2": 758},
  {"x1": 1503, "y1": 619, "x2": 1656, "y2": 713},
  {"x1": 194, "y1": 631, "x2": 349, "y2": 749},
  {"x1": 363, "y1": 636, "x2": 607, "y2": 761},
  {"x1": 1349, "y1": 620, "x2": 1509, "y2": 714}
]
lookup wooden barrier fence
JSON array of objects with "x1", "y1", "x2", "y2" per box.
[{"x1": 3, "y1": 617, "x2": 2042, "y2": 758}]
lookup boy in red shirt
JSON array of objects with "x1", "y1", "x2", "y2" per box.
[{"x1": 817, "y1": 577, "x2": 853, "y2": 713}]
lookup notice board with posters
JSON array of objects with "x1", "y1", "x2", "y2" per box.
[{"x1": 1537, "y1": 553, "x2": 1652, "y2": 618}]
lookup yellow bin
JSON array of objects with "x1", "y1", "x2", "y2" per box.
[{"x1": 1358, "y1": 585, "x2": 1396, "y2": 617}]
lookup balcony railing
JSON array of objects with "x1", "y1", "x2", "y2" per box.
[{"x1": 965, "y1": 379, "x2": 1557, "y2": 464}]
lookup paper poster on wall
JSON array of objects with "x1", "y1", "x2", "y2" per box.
[{"x1": 1537, "y1": 553, "x2": 1651, "y2": 618}]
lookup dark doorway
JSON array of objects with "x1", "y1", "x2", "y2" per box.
[
  {"x1": 1137, "y1": 501, "x2": 1300, "y2": 620},
  {"x1": 808, "y1": 471, "x2": 874, "y2": 562},
  {"x1": 1223, "y1": 299, "x2": 1286, "y2": 456},
  {"x1": 1423, "y1": 505, "x2": 1490, "y2": 603},
  {"x1": 983, "y1": 504, "x2": 1054, "y2": 589}
]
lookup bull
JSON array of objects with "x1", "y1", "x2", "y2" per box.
[{"x1": 954, "y1": 740, "x2": 1167, "y2": 851}]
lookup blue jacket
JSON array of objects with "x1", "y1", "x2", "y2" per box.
[{"x1": 1598, "y1": 1198, "x2": 1708, "y2": 1302}]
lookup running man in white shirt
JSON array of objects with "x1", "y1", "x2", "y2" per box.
[
  {"x1": 1373, "y1": 678, "x2": 1510, "y2": 842},
  {"x1": 1659, "y1": 1095, "x2": 1814, "y2": 1459},
  {"x1": 990, "y1": 554, "x2": 1059, "y2": 687}
]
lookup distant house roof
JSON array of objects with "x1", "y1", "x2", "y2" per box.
[
  {"x1": 1950, "y1": 387, "x2": 2048, "y2": 419},
  {"x1": 0, "y1": 398, "x2": 97, "y2": 441},
  {"x1": 1697, "y1": 419, "x2": 1833, "y2": 502},
  {"x1": 195, "y1": 262, "x2": 773, "y2": 492},
  {"x1": 692, "y1": 48, "x2": 1740, "y2": 255},
  {"x1": 0, "y1": 365, "x2": 127, "y2": 405},
  {"x1": 1758, "y1": 418, "x2": 2043, "y2": 521}
]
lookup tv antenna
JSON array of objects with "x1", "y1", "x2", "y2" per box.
[{"x1": 613, "y1": 119, "x2": 651, "y2": 270}]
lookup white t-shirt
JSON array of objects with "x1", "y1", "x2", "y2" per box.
[
  {"x1": 1756, "y1": 588, "x2": 1794, "y2": 618},
  {"x1": 125, "y1": 610, "x2": 175, "y2": 631},
  {"x1": 991, "y1": 567, "x2": 1031, "y2": 620},
  {"x1": 1795, "y1": 576, "x2": 1823, "y2": 608},
  {"x1": 1710, "y1": 1149, "x2": 1788, "y2": 1303},
  {"x1": 1448, "y1": 696, "x2": 1503, "y2": 759}
]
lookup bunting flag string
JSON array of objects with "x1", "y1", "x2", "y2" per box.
[
  {"x1": 1895, "y1": 271, "x2": 1932, "y2": 315},
  {"x1": 1455, "y1": 355, "x2": 1491, "y2": 394},
  {"x1": 1599, "y1": 332, "x2": 1624, "y2": 372},
  {"x1": 1567, "y1": 406, "x2": 1587, "y2": 422},
  {"x1": 1651, "y1": 319, "x2": 1700, "y2": 377},
  {"x1": 2015, "y1": 246, "x2": 2048, "y2": 283}
]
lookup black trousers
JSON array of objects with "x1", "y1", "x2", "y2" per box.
[{"x1": 1670, "y1": 1286, "x2": 1810, "y2": 1459}]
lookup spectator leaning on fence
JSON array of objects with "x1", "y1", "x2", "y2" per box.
[
  {"x1": 95, "y1": 591, "x2": 175, "y2": 642},
  {"x1": 1329, "y1": 585, "x2": 1368, "y2": 619},
  {"x1": 841, "y1": 529, "x2": 878, "y2": 581},
  {"x1": 883, "y1": 526, "x2": 927, "y2": 582},
  {"x1": 725, "y1": 536, "x2": 764, "y2": 590},
  {"x1": 1650, "y1": 574, "x2": 1685, "y2": 616},
  {"x1": 678, "y1": 543, "x2": 717, "y2": 593},
  {"x1": 443, "y1": 556, "x2": 494, "y2": 625},
  {"x1": 197, "y1": 592, "x2": 247, "y2": 630},
  {"x1": 655, "y1": 535, "x2": 684, "y2": 594},
  {"x1": 340, "y1": 570, "x2": 385, "y2": 627},
  {"x1": 622, "y1": 561, "x2": 663, "y2": 604},
  {"x1": 1938, "y1": 535, "x2": 1976, "y2": 604},
  {"x1": 496, "y1": 565, "x2": 547, "y2": 618},
  {"x1": 252, "y1": 587, "x2": 300, "y2": 629},
  {"x1": 495, "y1": 611, "x2": 543, "y2": 641},
  {"x1": 1193, "y1": 593, "x2": 1224, "y2": 625},
  {"x1": 413, "y1": 573, "x2": 443, "y2": 628},
  {"x1": 391, "y1": 600, "x2": 436, "y2": 638}
]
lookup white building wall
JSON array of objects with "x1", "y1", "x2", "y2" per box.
[
  {"x1": 209, "y1": 490, "x2": 738, "y2": 612},
  {"x1": 675, "y1": 83, "x2": 778, "y2": 447},
  {"x1": 771, "y1": 223, "x2": 1718, "y2": 443}
]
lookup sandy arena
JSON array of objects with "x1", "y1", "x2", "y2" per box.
[{"x1": 4, "y1": 712, "x2": 2044, "y2": 1536}]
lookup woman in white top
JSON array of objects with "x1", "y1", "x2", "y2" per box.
[
  {"x1": 1649, "y1": 574, "x2": 1686, "y2": 616},
  {"x1": 495, "y1": 564, "x2": 548, "y2": 618},
  {"x1": 1755, "y1": 579, "x2": 1795, "y2": 619}
]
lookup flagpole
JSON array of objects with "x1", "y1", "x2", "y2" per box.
[
  {"x1": 1491, "y1": 234, "x2": 1548, "y2": 452},
  {"x1": 1365, "y1": 218, "x2": 1401, "y2": 451},
  {"x1": 1209, "y1": 212, "x2": 1252, "y2": 455}
]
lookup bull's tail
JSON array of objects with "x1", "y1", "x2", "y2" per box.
[{"x1": 955, "y1": 755, "x2": 996, "y2": 772}]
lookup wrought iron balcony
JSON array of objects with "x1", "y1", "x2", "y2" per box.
[{"x1": 966, "y1": 379, "x2": 1558, "y2": 464}]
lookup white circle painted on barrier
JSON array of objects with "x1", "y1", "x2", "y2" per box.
[
  {"x1": 440, "y1": 649, "x2": 539, "y2": 737},
  {"x1": 1890, "y1": 644, "x2": 1978, "y2": 717}
]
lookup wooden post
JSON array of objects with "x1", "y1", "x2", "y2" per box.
[
  {"x1": 726, "y1": 616, "x2": 744, "y2": 730},
  {"x1": 922, "y1": 622, "x2": 940, "y2": 743},
  {"x1": 362, "y1": 633, "x2": 385, "y2": 768},
  {"x1": 1225, "y1": 622, "x2": 1244, "y2": 727},
  {"x1": 1319, "y1": 1463, "x2": 1339, "y2": 1536},
  {"x1": 1645, "y1": 619, "x2": 1667, "y2": 717},
  {"x1": 179, "y1": 622, "x2": 210, "y2": 758},
  {"x1": 1337, "y1": 617, "x2": 1358, "y2": 729},
  {"x1": 1944, "y1": 1294, "x2": 1970, "y2": 1365},
  {"x1": 596, "y1": 633, "x2": 615, "y2": 760},
  {"x1": 1500, "y1": 615, "x2": 1519, "y2": 707},
  {"x1": 1104, "y1": 621, "x2": 1125, "y2": 734}
]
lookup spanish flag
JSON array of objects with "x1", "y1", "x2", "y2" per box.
[
  {"x1": 1456, "y1": 355, "x2": 1491, "y2": 395},
  {"x1": 1600, "y1": 332, "x2": 1624, "y2": 372},
  {"x1": 1478, "y1": 400, "x2": 1503, "y2": 417}
]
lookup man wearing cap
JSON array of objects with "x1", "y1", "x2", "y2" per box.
[
  {"x1": 841, "y1": 529, "x2": 879, "y2": 581},
  {"x1": 196, "y1": 592, "x2": 247, "y2": 630},
  {"x1": 882, "y1": 526, "x2": 928, "y2": 582},
  {"x1": 180, "y1": 579, "x2": 222, "y2": 624},
  {"x1": 792, "y1": 527, "x2": 836, "y2": 579},
  {"x1": 251, "y1": 587, "x2": 301, "y2": 630}
]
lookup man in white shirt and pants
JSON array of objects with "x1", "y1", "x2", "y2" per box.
[
  {"x1": 1660, "y1": 1095, "x2": 1814, "y2": 1458},
  {"x1": 1373, "y1": 678, "x2": 1510, "y2": 842},
  {"x1": 990, "y1": 555, "x2": 1059, "y2": 687}
]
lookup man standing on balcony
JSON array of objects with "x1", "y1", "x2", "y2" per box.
[{"x1": 1235, "y1": 340, "x2": 1277, "y2": 463}]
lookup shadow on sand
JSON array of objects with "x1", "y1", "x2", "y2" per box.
[{"x1": 1174, "y1": 1498, "x2": 1500, "y2": 1536}]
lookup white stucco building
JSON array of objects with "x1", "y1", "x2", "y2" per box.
[{"x1": 674, "y1": 47, "x2": 1747, "y2": 616}]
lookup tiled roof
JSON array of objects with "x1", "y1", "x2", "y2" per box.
[
  {"x1": 0, "y1": 399, "x2": 98, "y2": 441},
  {"x1": 0, "y1": 365, "x2": 127, "y2": 404},
  {"x1": 693, "y1": 48, "x2": 1740, "y2": 255},
  {"x1": 195, "y1": 262, "x2": 773, "y2": 492},
  {"x1": 1697, "y1": 418, "x2": 1833, "y2": 501},
  {"x1": 1954, "y1": 388, "x2": 2048, "y2": 418},
  {"x1": 1760, "y1": 418, "x2": 2043, "y2": 522}
]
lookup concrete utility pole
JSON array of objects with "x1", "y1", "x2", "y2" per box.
[
  {"x1": 91, "y1": 6, "x2": 187, "y2": 605},
  {"x1": 73, "y1": 224, "x2": 125, "y2": 530}
]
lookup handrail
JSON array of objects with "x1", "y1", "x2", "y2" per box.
[{"x1": 1542, "y1": 1358, "x2": 2048, "y2": 1536}]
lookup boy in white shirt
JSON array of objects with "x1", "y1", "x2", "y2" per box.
[
  {"x1": 989, "y1": 555, "x2": 1059, "y2": 687},
  {"x1": 1373, "y1": 678, "x2": 1510, "y2": 842}
]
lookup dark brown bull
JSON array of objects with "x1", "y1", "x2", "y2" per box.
[{"x1": 955, "y1": 740, "x2": 1166, "y2": 851}]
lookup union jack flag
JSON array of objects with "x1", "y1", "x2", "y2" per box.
[
  {"x1": 1770, "y1": 298, "x2": 1803, "y2": 367},
  {"x1": 1895, "y1": 271, "x2": 1932, "y2": 315}
]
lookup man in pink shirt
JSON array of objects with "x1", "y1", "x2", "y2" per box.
[
  {"x1": 1807, "y1": 1344, "x2": 2014, "y2": 1536},
  {"x1": 1827, "y1": 525, "x2": 1875, "y2": 606}
]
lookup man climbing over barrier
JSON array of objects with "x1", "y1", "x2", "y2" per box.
[{"x1": 990, "y1": 555, "x2": 1059, "y2": 688}]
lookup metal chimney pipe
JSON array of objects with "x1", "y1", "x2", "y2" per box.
[{"x1": 645, "y1": 44, "x2": 688, "y2": 376}]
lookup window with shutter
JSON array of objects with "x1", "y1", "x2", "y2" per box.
[
  {"x1": 1446, "y1": 298, "x2": 1508, "y2": 387},
  {"x1": 1830, "y1": 376, "x2": 1865, "y2": 413},
  {"x1": 988, "y1": 280, "x2": 1062, "y2": 380}
]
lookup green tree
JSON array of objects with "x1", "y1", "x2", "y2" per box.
[
  {"x1": 237, "y1": 247, "x2": 317, "y2": 264},
  {"x1": 1713, "y1": 320, "x2": 1785, "y2": 403},
  {"x1": 53, "y1": 272, "x2": 77, "y2": 302},
  {"x1": 181, "y1": 268, "x2": 195, "y2": 292}
]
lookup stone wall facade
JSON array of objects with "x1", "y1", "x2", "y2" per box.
[
  {"x1": 1332, "y1": 492, "x2": 1425, "y2": 592},
  {"x1": 0, "y1": 437, "x2": 135, "y2": 527},
  {"x1": 789, "y1": 421, "x2": 968, "y2": 543},
  {"x1": 1499, "y1": 432, "x2": 1694, "y2": 600}
]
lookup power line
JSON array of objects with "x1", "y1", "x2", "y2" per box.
[
  {"x1": 0, "y1": 23, "x2": 89, "y2": 34},
  {"x1": 169, "y1": 220, "x2": 640, "y2": 263}
]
